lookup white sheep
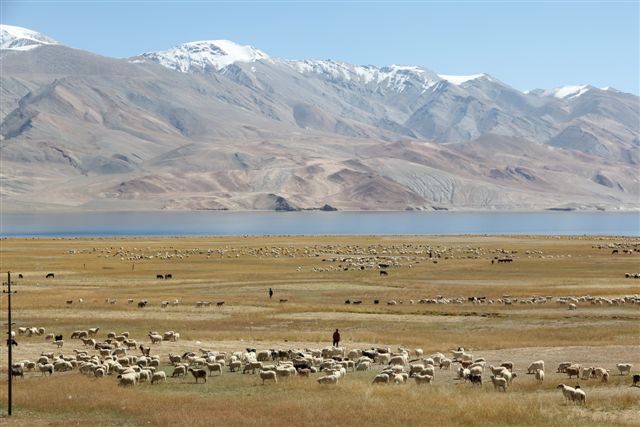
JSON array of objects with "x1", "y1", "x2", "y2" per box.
[
  {"x1": 490, "y1": 365, "x2": 508, "y2": 376},
  {"x1": 535, "y1": 369, "x2": 544, "y2": 384},
  {"x1": 117, "y1": 373, "x2": 138, "y2": 386},
  {"x1": 527, "y1": 360, "x2": 544, "y2": 374},
  {"x1": 439, "y1": 358, "x2": 452, "y2": 370},
  {"x1": 556, "y1": 384, "x2": 576, "y2": 402},
  {"x1": 259, "y1": 370, "x2": 277, "y2": 384},
  {"x1": 138, "y1": 369, "x2": 152, "y2": 383},
  {"x1": 490, "y1": 375, "x2": 507, "y2": 391},
  {"x1": 148, "y1": 333, "x2": 163, "y2": 344},
  {"x1": 243, "y1": 361, "x2": 263, "y2": 374},
  {"x1": 592, "y1": 367, "x2": 607, "y2": 379},
  {"x1": 617, "y1": 363, "x2": 633, "y2": 375},
  {"x1": 393, "y1": 373, "x2": 406, "y2": 384},
  {"x1": 414, "y1": 374, "x2": 433, "y2": 385},
  {"x1": 581, "y1": 367, "x2": 593, "y2": 380},
  {"x1": 372, "y1": 373, "x2": 390, "y2": 384},
  {"x1": 38, "y1": 363, "x2": 55, "y2": 375},
  {"x1": 151, "y1": 371, "x2": 167, "y2": 384},
  {"x1": 207, "y1": 362, "x2": 223, "y2": 376},
  {"x1": 356, "y1": 361, "x2": 371, "y2": 371},
  {"x1": 409, "y1": 364, "x2": 425, "y2": 377},
  {"x1": 317, "y1": 374, "x2": 339, "y2": 384},
  {"x1": 573, "y1": 386, "x2": 586, "y2": 405},
  {"x1": 171, "y1": 365, "x2": 187, "y2": 377}
]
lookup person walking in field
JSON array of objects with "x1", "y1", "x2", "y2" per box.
[
  {"x1": 332, "y1": 329, "x2": 341, "y2": 347},
  {"x1": 269, "y1": 288, "x2": 273, "y2": 299}
]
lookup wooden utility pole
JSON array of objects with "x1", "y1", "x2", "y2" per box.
[{"x1": 3, "y1": 271, "x2": 16, "y2": 416}]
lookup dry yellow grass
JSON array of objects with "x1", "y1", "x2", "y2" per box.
[{"x1": 0, "y1": 235, "x2": 638, "y2": 426}]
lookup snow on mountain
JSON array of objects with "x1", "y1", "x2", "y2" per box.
[
  {"x1": 0, "y1": 24, "x2": 59, "y2": 51},
  {"x1": 286, "y1": 60, "x2": 439, "y2": 93},
  {"x1": 546, "y1": 85, "x2": 592, "y2": 99},
  {"x1": 138, "y1": 40, "x2": 270, "y2": 72},
  {"x1": 437, "y1": 73, "x2": 487, "y2": 85}
]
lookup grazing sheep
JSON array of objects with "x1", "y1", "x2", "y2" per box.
[
  {"x1": 138, "y1": 369, "x2": 153, "y2": 383},
  {"x1": 581, "y1": 367, "x2": 594, "y2": 380},
  {"x1": 500, "y1": 362, "x2": 514, "y2": 371},
  {"x1": 317, "y1": 374, "x2": 339, "y2": 384},
  {"x1": 148, "y1": 333, "x2": 162, "y2": 344},
  {"x1": 243, "y1": 361, "x2": 263, "y2": 374},
  {"x1": 617, "y1": 363, "x2": 633, "y2": 375},
  {"x1": 557, "y1": 362, "x2": 572, "y2": 373},
  {"x1": 38, "y1": 363, "x2": 54, "y2": 376},
  {"x1": 469, "y1": 366, "x2": 483, "y2": 377},
  {"x1": 439, "y1": 358, "x2": 452, "y2": 370},
  {"x1": 527, "y1": 360, "x2": 545, "y2": 374},
  {"x1": 117, "y1": 373, "x2": 138, "y2": 386},
  {"x1": 297, "y1": 368, "x2": 311, "y2": 378},
  {"x1": 414, "y1": 374, "x2": 433, "y2": 385},
  {"x1": 490, "y1": 375, "x2": 507, "y2": 391},
  {"x1": 592, "y1": 367, "x2": 608, "y2": 379},
  {"x1": 356, "y1": 361, "x2": 371, "y2": 371},
  {"x1": 207, "y1": 362, "x2": 223, "y2": 376},
  {"x1": 229, "y1": 361, "x2": 242, "y2": 372},
  {"x1": 151, "y1": 371, "x2": 167, "y2": 384},
  {"x1": 256, "y1": 350, "x2": 270, "y2": 362},
  {"x1": 409, "y1": 364, "x2": 425, "y2": 377},
  {"x1": 573, "y1": 385, "x2": 586, "y2": 405},
  {"x1": 188, "y1": 368, "x2": 207, "y2": 383},
  {"x1": 490, "y1": 365, "x2": 508, "y2": 376},
  {"x1": 535, "y1": 369, "x2": 545, "y2": 384},
  {"x1": 171, "y1": 365, "x2": 187, "y2": 377},
  {"x1": 557, "y1": 384, "x2": 576, "y2": 402},
  {"x1": 372, "y1": 373, "x2": 390, "y2": 384},
  {"x1": 601, "y1": 371, "x2": 609, "y2": 383},
  {"x1": 565, "y1": 365, "x2": 580, "y2": 379},
  {"x1": 259, "y1": 370, "x2": 277, "y2": 384}
]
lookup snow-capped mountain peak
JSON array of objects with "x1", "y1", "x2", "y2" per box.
[
  {"x1": 286, "y1": 60, "x2": 440, "y2": 93},
  {"x1": 437, "y1": 73, "x2": 489, "y2": 85},
  {"x1": 0, "y1": 24, "x2": 59, "y2": 51},
  {"x1": 550, "y1": 84, "x2": 591, "y2": 99},
  {"x1": 138, "y1": 40, "x2": 270, "y2": 72}
]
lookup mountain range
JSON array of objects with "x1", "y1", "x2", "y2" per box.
[{"x1": 1, "y1": 24, "x2": 638, "y2": 211}]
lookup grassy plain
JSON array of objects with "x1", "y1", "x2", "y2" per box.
[{"x1": 0, "y1": 235, "x2": 638, "y2": 426}]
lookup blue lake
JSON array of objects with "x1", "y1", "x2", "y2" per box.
[{"x1": 0, "y1": 211, "x2": 638, "y2": 237}]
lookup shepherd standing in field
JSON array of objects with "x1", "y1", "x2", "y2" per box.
[{"x1": 332, "y1": 329, "x2": 341, "y2": 347}]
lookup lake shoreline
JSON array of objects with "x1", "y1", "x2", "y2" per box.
[{"x1": 1, "y1": 211, "x2": 638, "y2": 237}]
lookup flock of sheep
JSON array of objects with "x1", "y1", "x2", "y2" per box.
[
  {"x1": 78, "y1": 292, "x2": 638, "y2": 310},
  {"x1": 11, "y1": 326, "x2": 638, "y2": 407},
  {"x1": 62, "y1": 241, "x2": 616, "y2": 276}
]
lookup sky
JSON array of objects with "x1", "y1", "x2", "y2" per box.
[{"x1": 2, "y1": 1, "x2": 639, "y2": 94}]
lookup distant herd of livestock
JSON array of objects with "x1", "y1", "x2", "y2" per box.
[
  {"x1": 10, "y1": 326, "x2": 639, "y2": 406},
  {"x1": 52, "y1": 292, "x2": 640, "y2": 310}
]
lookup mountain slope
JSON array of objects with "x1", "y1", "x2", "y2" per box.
[{"x1": 0, "y1": 26, "x2": 638, "y2": 211}]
